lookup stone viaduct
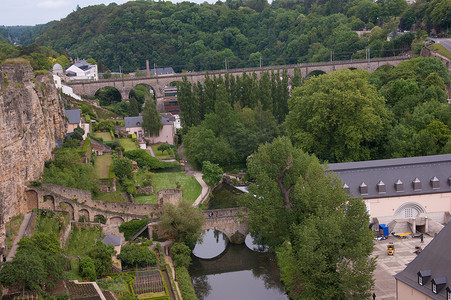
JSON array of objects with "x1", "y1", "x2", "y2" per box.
[
  {"x1": 67, "y1": 56, "x2": 409, "y2": 99},
  {"x1": 202, "y1": 208, "x2": 249, "y2": 243}
]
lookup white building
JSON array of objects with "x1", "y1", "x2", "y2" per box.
[{"x1": 66, "y1": 59, "x2": 98, "y2": 81}]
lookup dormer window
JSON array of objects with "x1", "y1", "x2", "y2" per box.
[
  {"x1": 431, "y1": 277, "x2": 447, "y2": 294},
  {"x1": 136, "y1": 122, "x2": 141, "y2": 126},
  {"x1": 413, "y1": 178, "x2": 422, "y2": 191},
  {"x1": 431, "y1": 176, "x2": 440, "y2": 189},
  {"x1": 343, "y1": 183, "x2": 350, "y2": 194},
  {"x1": 395, "y1": 179, "x2": 404, "y2": 192},
  {"x1": 446, "y1": 286, "x2": 451, "y2": 300},
  {"x1": 418, "y1": 270, "x2": 432, "y2": 286},
  {"x1": 359, "y1": 182, "x2": 368, "y2": 195},
  {"x1": 377, "y1": 181, "x2": 386, "y2": 193}
]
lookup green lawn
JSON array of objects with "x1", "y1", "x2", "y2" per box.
[
  {"x1": 119, "y1": 138, "x2": 138, "y2": 151},
  {"x1": 93, "y1": 131, "x2": 114, "y2": 142},
  {"x1": 95, "y1": 154, "x2": 113, "y2": 178},
  {"x1": 93, "y1": 191, "x2": 126, "y2": 202},
  {"x1": 151, "y1": 145, "x2": 174, "y2": 160},
  {"x1": 134, "y1": 171, "x2": 201, "y2": 204},
  {"x1": 65, "y1": 225, "x2": 103, "y2": 257},
  {"x1": 430, "y1": 43, "x2": 451, "y2": 59},
  {"x1": 6, "y1": 215, "x2": 24, "y2": 255}
]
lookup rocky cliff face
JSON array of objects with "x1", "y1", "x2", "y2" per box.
[{"x1": 0, "y1": 62, "x2": 66, "y2": 253}]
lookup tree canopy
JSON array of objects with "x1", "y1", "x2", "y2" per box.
[
  {"x1": 285, "y1": 68, "x2": 390, "y2": 163},
  {"x1": 241, "y1": 137, "x2": 376, "y2": 299}
]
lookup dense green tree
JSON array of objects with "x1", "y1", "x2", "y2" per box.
[
  {"x1": 158, "y1": 200, "x2": 204, "y2": 247},
  {"x1": 95, "y1": 86, "x2": 122, "y2": 106},
  {"x1": 285, "y1": 68, "x2": 390, "y2": 162},
  {"x1": 112, "y1": 158, "x2": 133, "y2": 183},
  {"x1": 142, "y1": 97, "x2": 162, "y2": 137},
  {"x1": 79, "y1": 257, "x2": 97, "y2": 281},
  {"x1": 241, "y1": 137, "x2": 375, "y2": 299},
  {"x1": 87, "y1": 241, "x2": 115, "y2": 278},
  {"x1": 170, "y1": 242, "x2": 192, "y2": 268},
  {"x1": 118, "y1": 244, "x2": 158, "y2": 269},
  {"x1": 201, "y1": 161, "x2": 223, "y2": 187},
  {"x1": 0, "y1": 233, "x2": 65, "y2": 292},
  {"x1": 128, "y1": 97, "x2": 140, "y2": 116}
]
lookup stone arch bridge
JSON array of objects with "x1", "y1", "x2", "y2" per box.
[
  {"x1": 67, "y1": 56, "x2": 409, "y2": 99},
  {"x1": 202, "y1": 208, "x2": 249, "y2": 243}
]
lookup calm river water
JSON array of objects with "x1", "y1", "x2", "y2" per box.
[{"x1": 189, "y1": 230, "x2": 288, "y2": 300}]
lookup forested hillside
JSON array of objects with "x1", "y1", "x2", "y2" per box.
[{"x1": 14, "y1": 0, "x2": 448, "y2": 72}]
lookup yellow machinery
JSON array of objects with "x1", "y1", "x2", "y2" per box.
[{"x1": 387, "y1": 243, "x2": 395, "y2": 256}]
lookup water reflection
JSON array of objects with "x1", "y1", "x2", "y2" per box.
[
  {"x1": 192, "y1": 229, "x2": 229, "y2": 259},
  {"x1": 245, "y1": 233, "x2": 269, "y2": 253},
  {"x1": 190, "y1": 243, "x2": 288, "y2": 300}
]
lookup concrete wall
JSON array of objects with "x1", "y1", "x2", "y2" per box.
[
  {"x1": 396, "y1": 280, "x2": 435, "y2": 300},
  {"x1": 366, "y1": 192, "x2": 451, "y2": 223},
  {"x1": 150, "y1": 124, "x2": 174, "y2": 145}
]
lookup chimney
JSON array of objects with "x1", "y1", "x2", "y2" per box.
[{"x1": 146, "y1": 60, "x2": 150, "y2": 77}]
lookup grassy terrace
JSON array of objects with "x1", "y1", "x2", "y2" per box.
[
  {"x1": 65, "y1": 225, "x2": 103, "y2": 257},
  {"x1": 95, "y1": 154, "x2": 113, "y2": 178},
  {"x1": 119, "y1": 138, "x2": 138, "y2": 151},
  {"x1": 5, "y1": 214, "x2": 24, "y2": 255},
  {"x1": 93, "y1": 191, "x2": 126, "y2": 202},
  {"x1": 151, "y1": 145, "x2": 174, "y2": 160},
  {"x1": 93, "y1": 131, "x2": 114, "y2": 142},
  {"x1": 134, "y1": 171, "x2": 201, "y2": 204},
  {"x1": 430, "y1": 43, "x2": 451, "y2": 59}
]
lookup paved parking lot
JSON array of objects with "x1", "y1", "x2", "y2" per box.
[{"x1": 371, "y1": 234, "x2": 434, "y2": 299}]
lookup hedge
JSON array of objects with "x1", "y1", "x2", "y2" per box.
[
  {"x1": 118, "y1": 219, "x2": 149, "y2": 241},
  {"x1": 174, "y1": 266, "x2": 198, "y2": 300}
]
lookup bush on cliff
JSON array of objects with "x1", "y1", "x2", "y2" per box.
[{"x1": 124, "y1": 149, "x2": 178, "y2": 170}]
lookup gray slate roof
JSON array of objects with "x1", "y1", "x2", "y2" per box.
[
  {"x1": 65, "y1": 109, "x2": 80, "y2": 124},
  {"x1": 124, "y1": 116, "x2": 143, "y2": 128},
  {"x1": 124, "y1": 115, "x2": 173, "y2": 128},
  {"x1": 395, "y1": 222, "x2": 451, "y2": 299},
  {"x1": 102, "y1": 234, "x2": 122, "y2": 246},
  {"x1": 327, "y1": 154, "x2": 451, "y2": 199}
]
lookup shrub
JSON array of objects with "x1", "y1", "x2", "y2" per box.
[
  {"x1": 170, "y1": 242, "x2": 191, "y2": 268},
  {"x1": 175, "y1": 266, "x2": 198, "y2": 300},
  {"x1": 125, "y1": 149, "x2": 178, "y2": 170},
  {"x1": 119, "y1": 219, "x2": 149, "y2": 241},
  {"x1": 79, "y1": 257, "x2": 97, "y2": 281},
  {"x1": 117, "y1": 244, "x2": 157, "y2": 269}
]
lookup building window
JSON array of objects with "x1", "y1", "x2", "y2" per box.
[
  {"x1": 395, "y1": 179, "x2": 404, "y2": 192},
  {"x1": 359, "y1": 182, "x2": 368, "y2": 195},
  {"x1": 413, "y1": 178, "x2": 422, "y2": 191},
  {"x1": 431, "y1": 176, "x2": 440, "y2": 189},
  {"x1": 446, "y1": 286, "x2": 451, "y2": 300},
  {"x1": 377, "y1": 181, "x2": 386, "y2": 193},
  {"x1": 433, "y1": 282, "x2": 437, "y2": 294},
  {"x1": 418, "y1": 276, "x2": 423, "y2": 286},
  {"x1": 343, "y1": 184, "x2": 350, "y2": 194}
]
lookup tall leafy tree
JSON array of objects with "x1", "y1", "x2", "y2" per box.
[
  {"x1": 142, "y1": 96, "x2": 162, "y2": 137},
  {"x1": 158, "y1": 200, "x2": 204, "y2": 247},
  {"x1": 241, "y1": 137, "x2": 375, "y2": 299},
  {"x1": 285, "y1": 68, "x2": 390, "y2": 163}
]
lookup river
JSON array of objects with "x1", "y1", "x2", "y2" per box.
[{"x1": 189, "y1": 229, "x2": 288, "y2": 300}]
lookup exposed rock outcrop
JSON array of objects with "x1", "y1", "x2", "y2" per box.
[{"x1": 0, "y1": 62, "x2": 66, "y2": 254}]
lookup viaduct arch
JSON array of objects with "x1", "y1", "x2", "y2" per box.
[{"x1": 67, "y1": 57, "x2": 409, "y2": 99}]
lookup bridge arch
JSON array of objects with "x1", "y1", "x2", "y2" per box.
[
  {"x1": 78, "y1": 209, "x2": 90, "y2": 222},
  {"x1": 94, "y1": 214, "x2": 107, "y2": 224},
  {"x1": 95, "y1": 86, "x2": 122, "y2": 105},
  {"x1": 306, "y1": 70, "x2": 326, "y2": 78},
  {"x1": 58, "y1": 202, "x2": 74, "y2": 221},
  {"x1": 109, "y1": 216, "x2": 125, "y2": 226}
]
